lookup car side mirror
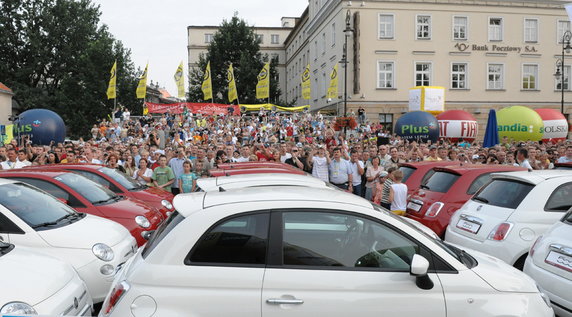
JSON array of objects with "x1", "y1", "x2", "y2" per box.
[
  {"x1": 57, "y1": 197, "x2": 69, "y2": 205},
  {"x1": 410, "y1": 254, "x2": 434, "y2": 290}
]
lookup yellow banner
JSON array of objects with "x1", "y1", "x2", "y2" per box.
[
  {"x1": 227, "y1": 63, "x2": 238, "y2": 103},
  {"x1": 327, "y1": 63, "x2": 338, "y2": 99},
  {"x1": 174, "y1": 61, "x2": 185, "y2": 98},
  {"x1": 202, "y1": 61, "x2": 213, "y2": 101},
  {"x1": 136, "y1": 63, "x2": 148, "y2": 99},
  {"x1": 3, "y1": 124, "x2": 13, "y2": 145},
  {"x1": 301, "y1": 64, "x2": 311, "y2": 100},
  {"x1": 256, "y1": 62, "x2": 270, "y2": 100},
  {"x1": 240, "y1": 104, "x2": 309, "y2": 112},
  {"x1": 106, "y1": 61, "x2": 117, "y2": 99}
]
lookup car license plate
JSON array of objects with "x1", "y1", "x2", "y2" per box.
[
  {"x1": 407, "y1": 201, "x2": 422, "y2": 212},
  {"x1": 545, "y1": 251, "x2": 572, "y2": 273},
  {"x1": 456, "y1": 219, "x2": 481, "y2": 234}
]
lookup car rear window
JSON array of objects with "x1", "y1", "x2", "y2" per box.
[
  {"x1": 472, "y1": 179, "x2": 534, "y2": 209},
  {"x1": 466, "y1": 173, "x2": 493, "y2": 195},
  {"x1": 544, "y1": 182, "x2": 572, "y2": 212},
  {"x1": 399, "y1": 166, "x2": 416, "y2": 183},
  {"x1": 422, "y1": 171, "x2": 460, "y2": 193}
]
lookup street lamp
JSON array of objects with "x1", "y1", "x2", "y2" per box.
[
  {"x1": 555, "y1": 30, "x2": 572, "y2": 115},
  {"x1": 340, "y1": 10, "x2": 354, "y2": 118}
]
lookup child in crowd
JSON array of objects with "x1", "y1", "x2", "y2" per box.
[
  {"x1": 178, "y1": 161, "x2": 197, "y2": 193},
  {"x1": 388, "y1": 169, "x2": 408, "y2": 216}
]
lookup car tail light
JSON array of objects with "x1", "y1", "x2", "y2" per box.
[
  {"x1": 487, "y1": 222, "x2": 513, "y2": 241},
  {"x1": 425, "y1": 202, "x2": 444, "y2": 218},
  {"x1": 103, "y1": 281, "x2": 130, "y2": 315},
  {"x1": 529, "y1": 235, "x2": 543, "y2": 257}
]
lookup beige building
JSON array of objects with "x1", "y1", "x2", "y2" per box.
[
  {"x1": 0, "y1": 83, "x2": 13, "y2": 127},
  {"x1": 284, "y1": 0, "x2": 572, "y2": 137},
  {"x1": 187, "y1": 18, "x2": 296, "y2": 100}
]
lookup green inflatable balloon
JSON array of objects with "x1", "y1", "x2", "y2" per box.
[{"x1": 497, "y1": 106, "x2": 543, "y2": 142}]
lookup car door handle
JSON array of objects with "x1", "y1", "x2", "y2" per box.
[{"x1": 266, "y1": 298, "x2": 304, "y2": 305}]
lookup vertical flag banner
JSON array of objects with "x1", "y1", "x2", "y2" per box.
[
  {"x1": 202, "y1": 61, "x2": 213, "y2": 101},
  {"x1": 174, "y1": 62, "x2": 185, "y2": 98},
  {"x1": 256, "y1": 62, "x2": 270, "y2": 99},
  {"x1": 136, "y1": 63, "x2": 148, "y2": 99},
  {"x1": 327, "y1": 63, "x2": 339, "y2": 99},
  {"x1": 301, "y1": 64, "x2": 311, "y2": 100},
  {"x1": 106, "y1": 61, "x2": 117, "y2": 99},
  {"x1": 227, "y1": 63, "x2": 238, "y2": 103}
]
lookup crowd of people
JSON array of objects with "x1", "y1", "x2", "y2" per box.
[{"x1": 1, "y1": 108, "x2": 571, "y2": 213}]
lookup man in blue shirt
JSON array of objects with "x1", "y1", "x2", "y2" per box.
[
  {"x1": 328, "y1": 147, "x2": 353, "y2": 191},
  {"x1": 557, "y1": 146, "x2": 572, "y2": 163},
  {"x1": 168, "y1": 146, "x2": 187, "y2": 195}
]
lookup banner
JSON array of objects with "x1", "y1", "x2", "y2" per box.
[
  {"x1": 227, "y1": 63, "x2": 238, "y2": 103},
  {"x1": 106, "y1": 61, "x2": 117, "y2": 99},
  {"x1": 301, "y1": 64, "x2": 311, "y2": 100},
  {"x1": 136, "y1": 63, "x2": 148, "y2": 99},
  {"x1": 256, "y1": 62, "x2": 270, "y2": 99},
  {"x1": 145, "y1": 102, "x2": 241, "y2": 116},
  {"x1": 202, "y1": 61, "x2": 213, "y2": 101},
  {"x1": 327, "y1": 63, "x2": 338, "y2": 99},
  {"x1": 174, "y1": 62, "x2": 185, "y2": 98}
]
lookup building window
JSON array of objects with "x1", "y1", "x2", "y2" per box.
[
  {"x1": 331, "y1": 22, "x2": 336, "y2": 46},
  {"x1": 379, "y1": 114, "x2": 394, "y2": 132},
  {"x1": 271, "y1": 53, "x2": 279, "y2": 63},
  {"x1": 322, "y1": 33, "x2": 326, "y2": 54},
  {"x1": 522, "y1": 64, "x2": 538, "y2": 90},
  {"x1": 487, "y1": 63, "x2": 504, "y2": 90},
  {"x1": 453, "y1": 16, "x2": 468, "y2": 40},
  {"x1": 557, "y1": 20, "x2": 571, "y2": 44},
  {"x1": 415, "y1": 62, "x2": 432, "y2": 86},
  {"x1": 256, "y1": 34, "x2": 264, "y2": 44},
  {"x1": 314, "y1": 40, "x2": 318, "y2": 60},
  {"x1": 555, "y1": 65, "x2": 570, "y2": 91},
  {"x1": 377, "y1": 61, "x2": 394, "y2": 88},
  {"x1": 271, "y1": 34, "x2": 280, "y2": 44},
  {"x1": 524, "y1": 19, "x2": 538, "y2": 43},
  {"x1": 379, "y1": 14, "x2": 395, "y2": 39},
  {"x1": 488, "y1": 17, "x2": 503, "y2": 41},
  {"x1": 204, "y1": 34, "x2": 213, "y2": 43},
  {"x1": 322, "y1": 72, "x2": 327, "y2": 97},
  {"x1": 451, "y1": 63, "x2": 467, "y2": 89},
  {"x1": 416, "y1": 15, "x2": 431, "y2": 40}
]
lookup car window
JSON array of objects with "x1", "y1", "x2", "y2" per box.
[
  {"x1": 0, "y1": 212, "x2": 23, "y2": 234},
  {"x1": 473, "y1": 179, "x2": 534, "y2": 209},
  {"x1": 466, "y1": 173, "x2": 493, "y2": 195},
  {"x1": 423, "y1": 171, "x2": 460, "y2": 193},
  {"x1": 399, "y1": 166, "x2": 416, "y2": 183},
  {"x1": 98, "y1": 167, "x2": 140, "y2": 191},
  {"x1": 282, "y1": 211, "x2": 418, "y2": 271},
  {"x1": 54, "y1": 173, "x2": 117, "y2": 204},
  {"x1": 188, "y1": 213, "x2": 269, "y2": 266},
  {"x1": 420, "y1": 169, "x2": 435, "y2": 185},
  {"x1": 562, "y1": 208, "x2": 572, "y2": 224},
  {"x1": 71, "y1": 170, "x2": 122, "y2": 193},
  {"x1": 8, "y1": 177, "x2": 85, "y2": 208},
  {"x1": 544, "y1": 182, "x2": 572, "y2": 212},
  {"x1": 142, "y1": 211, "x2": 185, "y2": 259}
]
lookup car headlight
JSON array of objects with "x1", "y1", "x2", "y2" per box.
[
  {"x1": 161, "y1": 199, "x2": 173, "y2": 210},
  {"x1": 1, "y1": 302, "x2": 38, "y2": 315},
  {"x1": 92, "y1": 243, "x2": 115, "y2": 262},
  {"x1": 135, "y1": 215, "x2": 151, "y2": 228},
  {"x1": 536, "y1": 285, "x2": 552, "y2": 308}
]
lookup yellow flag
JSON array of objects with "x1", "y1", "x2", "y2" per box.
[
  {"x1": 136, "y1": 63, "x2": 148, "y2": 99},
  {"x1": 106, "y1": 61, "x2": 117, "y2": 99},
  {"x1": 3, "y1": 124, "x2": 13, "y2": 145},
  {"x1": 202, "y1": 61, "x2": 213, "y2": 101},
  {"x1": 327, "y1": 63, "x2": 339, "y2": 99},
  {"x1": 142, "y1": 103, "x2": 149, "y2": 115},
  {"x1": 174, "y1": 62, "x2": 185, "y2": 98},
  {"x1": 227, "y1": 63, "x2": 238, "y2": 103},
  {"x1": 256, "y1": 62, "x2": 270, "y2": 99},
  {"x1": 301, "y1": 64, "x2": 311, "y2": 100}
]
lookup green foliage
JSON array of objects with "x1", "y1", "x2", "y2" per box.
[
  {"x1": 188, "y1": 15, "x2": 282, "y2": 104},
  {"x1": 0, "y1": 0, "x2": 140, "y2": 138}
]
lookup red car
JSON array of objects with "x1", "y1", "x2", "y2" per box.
[
  {"x1": 555, "y1": 162, "x2": 572, "y2": 170},
  {"x1": 209, "y1": 167, "x2": 307, "y2": 177},
  {"x1": 405, "y1": 164, "x2": 526, "y2": 237},
  {"x1": 0, "y1": 169, "x2": 164, "y2": 246},
  {"x1": 217, "y1": 162, "x2": 299, "y2": 170},
  {"x1": 26, "y1": 164, "x2": 174, "y2": 217},
  {"x1": 399, "y1": 161, "x2": 460, "y2": 196}
]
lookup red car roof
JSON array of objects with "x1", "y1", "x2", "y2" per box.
[
  {"x1": 25, "y1": 163, "x2": 104, "y2": 170},
  {"x1": 432, "y1": 164, "x2": 526, "y2": 175},
  {"x1": 0, "y1": 169, "x2": 68, "y2": 177},
  {"x1": 399, "y1": 161, "x2": 460, "y2": 170}
]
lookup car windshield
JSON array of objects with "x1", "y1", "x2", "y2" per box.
[
  {"x1": 399, "y1": 166, "x2": 416, "y2": 183},
  {"x1": 0, "y1": 183, "x2": 78, "y2": 230},
  {"x1": 472, "y1": 179, "x2": 534, "y2": 209},
  {"x1": 54, "y1": 173, "x2": 118, "y2": 205},
  {"x1": 98, "y1": 167, "x2": 142, "y2": 191},
  {"x1": 562, "y1": 208, "x2": 572, "y2": 225},
  {"x1": 422, "y1": 171, "x2": 460, "y2": 193}
]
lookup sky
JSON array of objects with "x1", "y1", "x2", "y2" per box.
[{"x1": 92, "y1": 0, "x2": 309, "y2": 97}]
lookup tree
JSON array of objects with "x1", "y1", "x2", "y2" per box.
[
  {"x1": 188, "y1": 14, "x2": 282, "y2": 105},
  {"x1": 0, "y1": 0, "x2": 140, "y2": 138}
]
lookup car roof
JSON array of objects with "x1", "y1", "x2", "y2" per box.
[
  {"x1": 211, "y1": 173, "x2": 326, "y2": 186},
  {"x1": 0, "y1": 178, "x2": 19, "y2": 186},
  {"x1": 173, "y1": 186, "x2": 372, "y2": 217},
  {"x1": 491, "y1": 170, "x2": 572, "y2": 185},
  {"x1": 26, "y1": 163, "x2": 103, "y2": 170},
  {"x1": 400, "y1": 161, "x2": 459, "y2": 169},
  {"x1": 0, "y1": 169, "x2": 67, "y2": 178},
  {"x1": 433, "y1": 164, "x2": 525, "y2": 175}
]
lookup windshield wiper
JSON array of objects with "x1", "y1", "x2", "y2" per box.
[
  {"x1": 32, "y1": 213, "x2": 79, "y2": 229},
  {"x1": 91, "y1": 197, "x2": 116, "y2": 205},
  {"x1": 420, "y1": 184, "x2": 430, "y2": 190},
  {"x1": 473, "y1": 196, "x2": 489, "y2": 204}
]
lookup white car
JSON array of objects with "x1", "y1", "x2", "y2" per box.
[
  {"x1": 524, "y1": 208, "x2": 572, "y2": 316},
  {"x1": 0, "y1": 242, "x2": 93, "y2": 316},
  {"x1": 446, "y1": 170, "x2": 572, "y2": 269},
  {"x1": 0, "y1": 179, "x2": 138, "y2": 303},
  {"x1": 196, "y1": 173, "x2": 333, "y2": 192},
  {"x1": 101, "y1": 187, "x2": 553, "y2": 317}
]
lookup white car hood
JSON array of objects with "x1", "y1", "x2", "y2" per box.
[
  {"x1": 38, "y1": 214, "x2": 130, "y2": 249},
  {"x1": 0, "y1": 246, "x2": 74, "y2": 306}
]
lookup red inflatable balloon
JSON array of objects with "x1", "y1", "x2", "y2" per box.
[
  {"x1": 534, "y1": 109, "x2": 568, "y2": 143},
  {"x1": 436, "y1": 110, "x2": 478, "y2": 142}
]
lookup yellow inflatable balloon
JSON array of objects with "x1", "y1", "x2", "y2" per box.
[{"x1": 497, "y1": 106, "x2": 543, "y2": 142}]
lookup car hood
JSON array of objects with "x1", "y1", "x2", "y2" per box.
[
  {"x1": 0, "y1": 246, "x2": 75, "y2": 306},
  {"x1": 37, "y1": 214, "x2": 130, "y2": 249},
  {"x1": 99, "y1": 196, "x2": 163, "y2": 222}
]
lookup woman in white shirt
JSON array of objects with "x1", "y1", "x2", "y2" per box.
[
  {"x1": 310, "y1": 146, "x2": 330, "y2": 182},
  {"x1": 365, "y1": 156, "x2": 383, "y2": 201},
  {"x1": 133, "y1": 158, "x2": 154, "y2": 186}
]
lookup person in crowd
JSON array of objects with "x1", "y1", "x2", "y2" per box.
[
  {"x1": 364, "y1": 156, "x2": 382, "y2": 201},
  {"x1": 178, "y1": 161, "x2": 197, "y2": 193},
  {"x1": 349, "y1": 149, "x2": 364, "y2": 196},
  {"x1": 107, "y1": 154, "x2": 126, "y2": 173},
  {"x1": 388, "y1": 170, "x2": 407, "y2": 216},
  {"x1": 133, "y1": 158, "x2": 153, "y2": 186},
  {"x1": 152, "y1": 155, "x2": 175, "y2": 192},
  {"x1": 558, "y1": 145, "x2": 572, "y2": 163},
  {"x1": 1, "y1": 149, "x2": 26, "y2": 169},
  {"x1": 168, "y1": 146, "x2": 187, "y2": 195},
  {"x1": 123, "y1": 155, "x2": 137, "y2": 177},
  {"x1": 310, "y1": 145, "x2": 330, "y2": 182},
  {"x1": 17, "y1": 150, "x2": 31, "y2": 167},
  {"x1": 424, "y1": 146, "x2": 441, "y2": 161},
  {"x1": 379, "y1": 167, "x2": 397, "y2": 210},
  {"x1": 285, "y1": 146, "x2": 305, "y2": 170},
  {"x1": 328, "y1": 147, "x2": 353, "y2": 191},
  {"x1": 515, "y1": 148, "x2": 533, "y2": 171}
]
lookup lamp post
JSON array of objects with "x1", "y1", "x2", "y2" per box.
[
  {"x1": 340, "y1": 10, "x2": 354, "y2": 135},
  {"x1": 555, "y1": 31, "x2": 572, "y2": 115}
]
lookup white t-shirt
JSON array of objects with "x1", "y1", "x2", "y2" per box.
[
  {"x1": 280, "y1": 153, "x2": 292, "y2": 163},
  {"x1": 1, "y1": 160, "x2": 26, "y2": 169},
  {"x1": 350, "y1": 160, "x2": 364, "y2": 186},
  {"x1": 390, "y1": 183, "x2": 408, "y2": 212},
  {"x1": 311, "y1": 156, "x2": 329, "y2": 182},
  {"x1": 132, "y1": 168, "x2": 154, "y2": 185}
]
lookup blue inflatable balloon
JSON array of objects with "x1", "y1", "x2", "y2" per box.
[
  {"x1": 394, "y1": 111, "x2": 439, "y2": 143},
  {"x1": 14, "y1": 109, "x2": 66, "y2": 145}
]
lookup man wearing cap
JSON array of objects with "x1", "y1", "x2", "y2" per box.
[
  {"x1": 424, "y1": 146, "x2": 442, "y2": 161},
  {"x1": 328, "y1": 147, "x2": 353, "y2": 191}
]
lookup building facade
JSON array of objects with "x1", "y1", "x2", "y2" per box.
[
  {"x1": 0, "y1": 83, "x2": 13, "y2": 127},
  {"x1": 284, "y1": 0, "x2": 571, "y2": 137}
]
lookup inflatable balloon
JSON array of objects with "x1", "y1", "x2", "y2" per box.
[
  {"x1": 14, "y1": 109, "x2": 66, "y2": 145},
  {"x1": 496, "y1": 106, "x2": 543, "y2": 142},
  {"x1": 394, "y1": 111, "x2": 439, "y2": 143},
  {"x1": 437, "y1": 110, "x2": 478, "y2": 142},
  {"x1": 534, "y1": 109, "x2": 568, "y2": 143}
]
